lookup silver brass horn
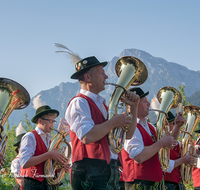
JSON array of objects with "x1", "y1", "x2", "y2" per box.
[
  {"x1": 106, "y1": 56, "x2": 148, "y2": 154},
  {"x1": 0, "y1": 78, "x2": 30, "y2": 168}
]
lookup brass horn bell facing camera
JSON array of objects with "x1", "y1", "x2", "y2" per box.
[{"x1": 106, "y1": 56, "x2": 148, "y2": 154}]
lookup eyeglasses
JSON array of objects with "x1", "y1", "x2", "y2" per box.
[{"x1": 41, "y1": 118, "x2": 57, "y2": 124}]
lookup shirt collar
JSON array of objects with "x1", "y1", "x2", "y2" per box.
[
  {"x1": 35, "y1": 126, "x2": 52, "y2": 138},
  {"x1": 80, "y1": 89, "x2": 106, "y2": 104},
  {"x1": 137, "y1": 117, "x2": 148, "y2": 126}
]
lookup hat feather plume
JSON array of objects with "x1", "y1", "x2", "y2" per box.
[
  {"x1": 151, "y1": 96, "x2": 160, "y2": 116},
  {"x1": 55, "y1": 43, "x2": 81, "y2": 65},
  {"x1": 16, "y1": 121, "x2": 26, "y2": 136},
  {"x1": 32, "y1": 94, "x2": 45, "y2": 110}
]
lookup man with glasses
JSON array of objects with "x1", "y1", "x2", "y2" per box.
[{"x1": 19, "y1": 105, "x2": 70, "y2": 189}]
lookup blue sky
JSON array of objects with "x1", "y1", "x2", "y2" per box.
[{"x1": 1, "y1": 1, "x2": 200, "y2": 98}]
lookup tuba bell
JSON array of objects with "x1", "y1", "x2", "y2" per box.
[
  {"x1": 106, "y1": 56, "x2": 148, "y2": 154},
  {"x1": 149, "y1": 86, "x2": 182, "y2": 171},
  {"x1": 180, "y1": 105, "x2": 200, "y2": 183},
  {"x1": 44, "y1": 118, "x2": 71, "y2": 185},
  {"x1": 0, "y1": 77, "x2": 30, "y2": 168}
]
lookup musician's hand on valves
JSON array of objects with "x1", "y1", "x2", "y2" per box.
[
  {"x1": 63, "y1": 163, "x2": 71, "y2": 173},
  {"x1": 50, "y1": 149, "x2": 67, "y2": 164},
  {"x1": 121, "y1": 90, "x2": 140, "y2": 107},
  {"x1": 182, "y1": 155, "x2": 196, "y2": 166},
  {"x1": 159, "y1": 134, "x2": 176, "y2": 148},
  {"x1": 112, "y1": 113, "x2": 132, "y2": 129},
  {"x1": 175, "y1": 112, "x2": 186, "y2": 128}
]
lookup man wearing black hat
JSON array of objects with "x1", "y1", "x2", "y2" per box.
[
  {"x1": 164, "y1": 111, "x2": 194, "y2": 190},
  {"x1": 19, "y1": 105, "x2": 70, "y2": 189},
  {"x1": 65, "y1": 56, "x2": 140, "y2": 190},
  {"x1": 118, "y1": 87, "x2": 177, "y2": 190}
]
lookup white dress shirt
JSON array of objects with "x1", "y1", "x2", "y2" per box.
[
  {"x1": 124, "y1": 117, "x2": 175, "y2": 172},
  {"x1": 19, "y1": 126, "x2": 52, "y2": 168},
  {"x1": 65, "y1": 89, "x2": 118, "y2": 159},
  {"x1": 11, "y1": 156, "x2": 20, "y2": 178}
]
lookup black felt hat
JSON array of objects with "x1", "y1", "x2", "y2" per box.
[
  {"x1": 129, "y1": 87, "x2": 149, "y2": 98},
  {"x1": 31, "y1": 105, "x2": 59, "y2": 124},
  {"x1": 167, "y1": 111, "x2": 175, "y2": 122},
  {"x1": 71, "y1": 56, "x2": 108, "y2": 79},
  {"x1": 14, "y1": 133, "x2": 26, "y2": 147}
]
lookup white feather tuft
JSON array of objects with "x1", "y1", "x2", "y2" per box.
[
  {"x1": 32, "y1": 94, "x2": 45, "y2": 110},
  {"x1": 151, "y1": 96, "x2": 160, "y2": 116},
  {"x1": 16, "y1": 121, "x2": 26, "y2": 137},
  {"x1": 55, "y1": 43, "x2": 82, "y2": 65}
]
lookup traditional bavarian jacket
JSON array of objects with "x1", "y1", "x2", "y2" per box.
[
  {"x1": 66, "y1": 90, "x2": 110, "y2": 164},
  {"x1": 164, "y1": 143, "x2": 182, "y2": 183},
  {"x1": 19, "y1": 128, "x2": 51, "y2": 182},
  {"x1": 119, "y1": 121, "x2": 163, "y2": 182}
]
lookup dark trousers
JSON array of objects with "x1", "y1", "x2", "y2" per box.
[
  {"x1": 194, "y1": 187, "x2": 200, "y2": 190},
  {"x1": 125, "y1": 179, "x2": 165, "y2": 190},
  {"x1": 165, "y1": 181, "x2": 185, "y2": 190},
  {"x1": 13, "y1": 183, "x2": 20, "y2": 190},
  {"x1": 71, "y1": 158, "x2": 120, "y2": 190},
  {"x1": 23, "y1": 177, "x2": 59, "y2": 190},
  {"x1": 119, "y1": 181, "x2": 125, "y2": 190}
]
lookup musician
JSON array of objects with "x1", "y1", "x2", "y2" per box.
[
  {"x1": 11, "y1": 122, "x2": 26, "y2": 190},
  {"x1": 192, "y1": 124, "x2": 200, "y2": 190},
  {"x1": 19, "y1": 105, "x2": 70, "y2": 190},
  {"x1": 65, "y1": 56, "x2": 140, "y2": 190},
  {"x1": 119, "y1": 87, "x2": 177, "y2": 190},
  {"x1": 164, "y1": 111, "x2": 194, "y2": 190}
]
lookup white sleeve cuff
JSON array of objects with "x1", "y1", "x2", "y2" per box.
[{"x1": 165, "y1": 159, "x2": 175, "y2": 173}]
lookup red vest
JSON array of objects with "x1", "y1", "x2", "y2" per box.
[
  {"x1": 20, "y1": 130, "x2": 49, "y2": 182},
  {"x1": 118, "y1": 148, "x2": 134, "y2": 182},
  {"x1": 119, "y1": 123, "x2": 163, "y2": 182},
  {"x1": 69, "y1": 93, "x2": 111, "y2": 164},
  {"x1": 193, "y1": 141, "x2": 200, "y2": 187},
  {"x1": 164, "y1": 143, "x2": 182, "y2": 183}
]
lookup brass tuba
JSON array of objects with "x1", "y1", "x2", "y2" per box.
[
  {"x1": 106, "y1": 56, "x2": 148, "y2": 154},
  {"x1": 149, "y1": 86, "x2": 182, "y2": 171},
  {"x1": 180, "y1": 105, "x2": 200, "y2": 183},
  {"x1": 44, "y1": 120, "x2": 71, "y2": 185},
  {"x1": 0, "y1": 77, "x2": 30, "y2": 168}
]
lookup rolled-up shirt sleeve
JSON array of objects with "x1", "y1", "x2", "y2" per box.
[
  {"x1": 11, "y1": 157, "x2": 20, "y2": 177},
  {"x1": 165, "y1": 159, "x2": 175, "y2": 173},
  {"x1": 19, "y1": 132, "x2": 36, "y2": 169},
  {"x1": 124, "y1": 128, "x2": 145, "y2": 159},
  {"x1": 65, "y1": 97, "x2": 94, "y2": 140}
]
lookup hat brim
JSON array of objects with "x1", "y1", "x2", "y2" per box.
[
  {"x1": 194, "y1": 129, "x2": 200, "y2": 133},
  {"x1": 168, "y1": 118, "x2": 175, "y2": 122},
  {"x1": 14, "y1": 141, "x2": 20, "y2": 147},
  {"x1": 70, "y1": 61, "x2": 108, "y2": 79},
  {"x1": 31, "y1": 109, "x2": 59, "y2": 124},
  {"x1": 140, "y1": 91, "x2": 149, "y2": 98},
  {"x1": 14, "y1": 133, "x2": 26, "y2": 147}
]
